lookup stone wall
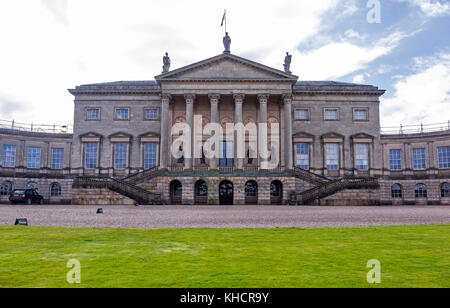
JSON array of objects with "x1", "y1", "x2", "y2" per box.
[
  {"x1": 379, "y1": 179, "x2": 450, "y2": 205},
  {"x1": 317, "y1": 188, "x2": 380, "y2": 206},
  {"x1": 0, "y1": 177, "x2": 73, "y2": 204},
  {"x1": 72, "y1": 188, "x2": 135, "y2": 206}
]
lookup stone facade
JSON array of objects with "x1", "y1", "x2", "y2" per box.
[{"x1": 0, "y1": 52, "x2": 449, "y2": 205}]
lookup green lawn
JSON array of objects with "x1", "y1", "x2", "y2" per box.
[{"x1": 0, "y1": 225, "x2": 449, "y2": 288}]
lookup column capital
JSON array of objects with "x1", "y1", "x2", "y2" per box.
[
  {"x1": 233, "y1": 93, "x2": 246, "y2": 103},
  {"x1": 208, "y1": 93, "x2": 221, "y2": 103},
  {"x1": 184, "y1": 94, "x2": 196, "y2": 103},
  {"x1": 281, "y1": 93, "x2": 293, "y2": 104},
  {"x1": 161, "y1": 93, "x2": 172, "y2": 103},
  {"x1": 257, "y1": 94, "x2": 270, "y2": 103}
]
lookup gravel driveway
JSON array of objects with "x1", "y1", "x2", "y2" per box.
[{"x1": 0, "y1": 205, "x2": 449, "y2": 229}]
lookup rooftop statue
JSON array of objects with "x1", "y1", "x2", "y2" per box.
[
  {"x1": 162, "y1": 52, "x2": 171, "y2": 73},
  {"x1": 223, "y1": 32, "x2": 231, "y2": 54},
  {"x1": 284, "y1": 52, "x2": 292, "y2": 74}
]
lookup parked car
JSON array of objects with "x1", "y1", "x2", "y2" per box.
[{"x1": 9, "y1": 189, "x2": 44, "y2": 205}]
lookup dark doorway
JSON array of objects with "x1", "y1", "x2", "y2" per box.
[
  {"x1": 170, "y1": 180, "x2": 182, "y2": 205},
  {"x1": 195, "y1": 180, "x2": 208, "y2": 205},
  {"x1": 270, "y1": 181, "x2": 283, "y2": 205},
  {"x1": 245, "y1": 180, "x2": 258, "y2": 205},
  {"x1": 219, "y1": 181, "x2": 234, "y2": 205}
]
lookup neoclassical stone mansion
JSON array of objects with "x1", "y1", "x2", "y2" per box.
[{"x1": 0, "y1": 48, "x2": 449, "y2": 206}]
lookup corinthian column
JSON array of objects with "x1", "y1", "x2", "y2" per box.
[
  {"x1": 160, "y1": 94, "x2": 171, "y2": 169},
  {"x1": 209, "y1": 94, "x2": 220, "y2": 170},
  {"x1": 283, "y1": 94, "x2": 293, "y2": 170},
  {"x1": 184, "y1": 94, "x2": 195, "y2": 170},
  {"x1": 258, "y1": 94, "x2": 269, "y2": 169},
  {"x1": 234, "y1": 94, "x2": 245, "y2": 170}
]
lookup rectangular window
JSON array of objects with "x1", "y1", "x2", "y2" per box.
[
  {"x1": 27, "y1": 147, "x2": 41, "y2": 169},
  {"x1": 438, "y1": 146, "x2": 450, "y2": 169},
  {"x1": 85, "y1": 143, "x2": 98, "y2": 169},
  {"x1": 220, "y1": 141, "x2": 234, "y2": 167},
  {"x1": 87, "y1": 108, "x2": 100, "y2": 120},
  {"x1": 2, "y1": 145, "x2": 16, "y2": 168},
  {"x1": 355, "y1": 144, "x2": 369, "y2": 170},
  {"x1": 412, "y1": 148, "x2": 426, "y2": 170},
  {"x1": 144, "y1": 109, "x2": 159, "y2": 120},
  {"x1": 324, "y1": 109, "x2": 339, "y2": 121},
  {"x1": 144, "y1": 143, "x2": 158, "y2": 169},
  {"x1": 295, "y1": 109, "x2": 309, "y2": 121},
  {"x1": 115, "y1": 108, "x2": 130, "y2": 120},
  {"x1": 51, "y1": 148, "x2": 64, "y2": 170},
  {"x1": 114, "y1": 143, "x2": 128, "y2": 170},
  {"x1": 296, "y1": 143, "x2": 309, "y2": 170},
  {"x1": 326, "y1": 144, "x2": 339, "y2": 170},
  {"x1": 353, "y1": 109, "x2": 368, "y2": 121},
  {"x1": 390, "y1": 149, "x2": 402, "y2": 171}
]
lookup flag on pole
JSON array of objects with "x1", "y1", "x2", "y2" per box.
[{"x1": 221, "y1": 10, "x2": 226, "y2": 27}]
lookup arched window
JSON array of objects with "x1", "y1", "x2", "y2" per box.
[
  {"x1": 415, "y1": 184, "x2": 427, "y2": 198},
  {"x1": 27, "y1": 182, "x2": 38, "y2": 190},
  {"x1": 0, "y1": 181, "x2": 12, "y2": 196},
  {"x1": 50, "y1": 183, "x2": 62, "y2": 197},
  {"x1": 170, "y1": 180, "x2": 182, "y2": 205},
  {"x1": 270, "y1": 181, "x2": 283, "y2": 205},
  {"x1": 195, "y1": 180, "x2": 208, "y2": 197},
  {"x1": 391, "y1": 184, "x2": 402, "y2": 199},
  {"x1": 442, "y1": 183, "x2": 450, "y2": 198},
  {"x1": 245, "y1": 181, "x2": 258, "y2": 197}
]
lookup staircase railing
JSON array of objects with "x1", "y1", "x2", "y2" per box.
[
  {"x1": 74, "y1": 176, "x2": 162, "y2": 205},
  {"x1": 121, "y1": 167, "x2": 162, "y2": 184},
  {"x1": 293, "y1": 167, "x2": 331, "y2": 185},
  {"x1": 297, "y1": 177, "x2": 379, "y2": 205}
]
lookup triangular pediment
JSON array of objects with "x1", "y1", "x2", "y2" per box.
[
  {"x1": 293, "y1": 132, "x2": 315, "y2": 139},
  {"x1": 351, "y1": 133, "x2": 374, "y2": 140},
  {"x1": 108, "y1": 132, "x2": 133, "y2": 139},
  {"x1": 155, "y1": 53, "x2": 298, "y2": 82},
  {"x1": 321, "y1": 132, "x2": 345, "y2": 140}
]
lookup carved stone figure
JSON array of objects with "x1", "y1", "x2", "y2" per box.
[
  {"x1": 162, "y1": 52, "x2": 171, "y2": 73},
  {"x1": 284, "y1": 52, "x2": 292, "y2": 73},
  {"x1": 223, "y1": 32, "x2": 231, "y2": 54}
]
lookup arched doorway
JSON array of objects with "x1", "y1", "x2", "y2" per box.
[
  {"x1": 245, "y1": 180, "x2": 258, "y2": 205},
  {"x1": 170, "y1": 180, "x2": 182, "y2": 205},
  {"x1": 219, "y1": 181, "x2": 234, "y2": 205},
  {"x1": 270, "y1": 181, "x2": 283, "y2": 205},
  {"x1": 195, "y1": 180, "x2": 208, "y2": 205}
]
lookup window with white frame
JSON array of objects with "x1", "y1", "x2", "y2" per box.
[
  {"x1": 326, "y1": 144, "x2": 339, "y2": 170},
  {"x1": 324, "y1": 109, "x2": 339, "y2": 121},
  {"x1": 114, "y1": 143, "x2": 128, "y2": 170},
  {"x1": 296, "y1": 143, "x2": 310, "y2": 170},
  {"x1": 144, "y1": 109, "x2": 159, "y2": 120},
  {"x1": 389, "y1": 149, "x2": 402, "y2": 171},
  {"x1": 84, "y1": 143, "x2": 98, "y2": 169},
  {"x1": 50, "y1": 182, "x2": 62, "y2": 197},
  {"x1": 51, "y1": 148, "x2": 64, "y2": 170},
  {"x1": 412, "y1": 148, "x2": 426, "y2": 170},
  {"x1": 144, "y1": 143, "x2": 158, "y2": 169},
  {"x1": 355, "y1": 143, "x2": 369, "y2": 170},
  {"x1": 115, "y1": 108, "x2": 130, "y2": 120},
  {"x1": 438, "y1": 146, "x2": 450, "y2": 169},
  {"x1": 27, "y1": 147, "x2": 41, "y2": 169},
  {"x1": 2, "y1": 145, "x2": 16, "y2": 168},
  {"x1": 87, "y1": 108, "x2": 100, "y2": 120},
  {"x1": 353, "y1": 109, "x2": 368, "y2": 121},
  {"x1": 295, "y1": 109, "x2": 309, "y2": 121}
]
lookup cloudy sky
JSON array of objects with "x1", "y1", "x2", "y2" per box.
[{"x1": 0, "y1": 0, "x2": 448, "y2": 128}]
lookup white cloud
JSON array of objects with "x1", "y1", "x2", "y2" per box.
[
  {"x1": 0, "y1": 0, "x2": 341, "y2": 124},
  {"x1": 352, "y1": 74, "x2": 365, "y2": 84},
  {"x1": 381, "y1": 53, "x2": 450, "y2": 126},
  {"x1": 293, "y1": 31, "x2": 411, "y2": 80},
  {"x1": 401, "y1": 0, "x2": 450, "y2": 17}
]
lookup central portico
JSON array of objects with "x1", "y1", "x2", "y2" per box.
[{"x1": 155, "y1": 53, "x2": 299, "y2": 172}]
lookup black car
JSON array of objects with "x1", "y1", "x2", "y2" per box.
[{"x1": 9, "y1": 189, "x2": 44, "y2": 205}]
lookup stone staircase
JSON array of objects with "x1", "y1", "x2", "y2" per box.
[
  {"x1": 297, "y1": 177, "x2": 379, "y2": 205},
  {"x1": 292, "y1": 167, "x2": 379, "y2": 205},
  {"x1": 74, "y1": 176, "x2": 162, "y2": 205}
]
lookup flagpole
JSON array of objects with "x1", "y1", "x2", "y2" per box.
[{"x1": 225, "y1": 9, "x2": 227, "y2": 34}]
